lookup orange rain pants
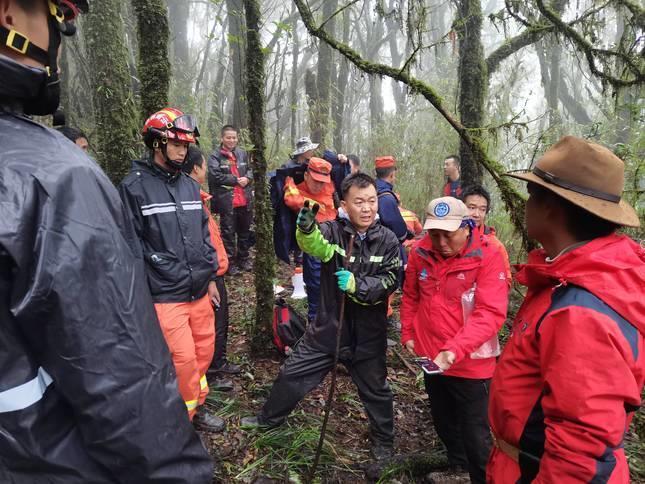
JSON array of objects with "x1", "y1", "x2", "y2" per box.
[{"x1": 154, "y1": 294, "x2": 215, "y2": 419}]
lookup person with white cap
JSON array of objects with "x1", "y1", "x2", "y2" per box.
[
  {"x1": 487, "y1": 136, "x2": 644, "y2": 483},
  {"x1": 400, "y1": 196, "x2": 511, "y2": 483}
]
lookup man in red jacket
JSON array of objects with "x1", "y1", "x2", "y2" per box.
[
  {"x1": 401, "y1": 197, "x2": 510, "y2": 483},
  {"x1": 488, "y1": 136, "x2": 644, "y2": 483}
]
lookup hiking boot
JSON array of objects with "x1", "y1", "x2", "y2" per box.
[
  {"x1": 240, "y1": 415, "x2": 273, "y2": 429},
  {"x1": 213, "y1": 360, "x2": 242, "y2": 375},
  {"x1": 209, "y1": 377, "x2": 234, "y2": 392},
  {"x1": 193, "y1": 409, "x2": 225, "y2": 433},
  {"x1": 370, "y1": 444, "x2": 393, "y2": 462}
]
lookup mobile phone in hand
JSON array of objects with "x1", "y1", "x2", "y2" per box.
[{"x1": 414, "y1": 357, "x2": 443, "y2": 375}]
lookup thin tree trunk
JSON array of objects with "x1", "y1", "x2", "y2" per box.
[
  {"x1": 289, "y1": 10, "x2": 300, "y2": 144},
  {"x1": 314, "y1": 0, "x2": 338, "y2": 146},
  {"x1": 133, "y1": 0, "x2": 170, "y2": 119},
  {"x1": 85, "y1": 0, "x2": 138, "y2": 183},
  {"x1": 305, "y1": 68, "x2": 318, "y2": 140},
  {"x1": 243, "y1": 0, "x2": 275, "y2": 350},
  {"x1": 167, "y1": 0, "x2": 191, "y2": 108},
  {"x1": 227, "y1": 0, "x2": 248, "y2": 128},
  {"x1": 332, "y1": 8, "x2": 351, "y2": 151}
]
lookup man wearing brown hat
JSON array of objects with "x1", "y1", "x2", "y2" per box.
[
  {"x1": 284, "y1": 157, "x2": 338, "y2": 321},
  {"x1": 401, "y1": 196, "x2": 510, "y2": 483},
  {"x1": 487, "y1": 136, "x2": 644, "y2": 483}
]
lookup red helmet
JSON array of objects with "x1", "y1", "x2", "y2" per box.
[{"x1": 142, "y1": 108, "x2": 199, "y2": 149}]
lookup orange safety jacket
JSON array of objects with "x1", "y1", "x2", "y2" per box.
[
  {"x1": 283, "y1": 176, "x2": 337, "y2": 223},
  {"x1": 200, "y1": 190, "x2": 229, "y2": 276}
]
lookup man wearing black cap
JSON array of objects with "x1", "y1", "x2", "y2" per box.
[
  {"x1": 0, "y1": 1, "x2": 213, "y2": 481},
  {"x1": 488, "y1": 136, "x2": 644, "y2": 483}
]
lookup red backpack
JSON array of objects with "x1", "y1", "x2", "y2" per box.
[{"x1": 272, "y1": 298, "x2": 306, "y2": 355}]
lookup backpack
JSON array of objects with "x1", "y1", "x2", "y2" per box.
[{"x1": 272, "y1": 298, "x2": 306, "y2": 355}]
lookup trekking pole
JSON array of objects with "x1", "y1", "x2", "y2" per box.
[{"x1": 307, "y1": 234, "x2": 355, "y2": 483}]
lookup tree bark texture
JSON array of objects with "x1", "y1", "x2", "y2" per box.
[
  {"x1": 314, "y1": 0, "x2": 338, "y2": 146},
  {"x1": 243, "y1": 0, "x2": 275, "y2": 349},
  {"x1": 456, "y1": 0, "x2": 486, "y2": 186},
  {"x1": 332, "y1": 9, "x2": 351, "y2": 151},
  {"x1": 227, "y1": 0, "x2": 248, "y2": 129},
  {"x1": 133, "y1": 0, "x2": 170, "y2": 120},
  {"x1": 289, "y1": 11, "x2": 300, "y2": 144},
  {"x1": 85, "y1": 0, "x2": 138, "y2": 183}
]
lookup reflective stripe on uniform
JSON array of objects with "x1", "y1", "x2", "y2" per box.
[
  {"x1": 369, "y1": 255, "x2": 384, "y2": 263},
  {"x1": 185, "y1": 399, "x2": 199, "y2": 411},
  {"x1": 141, "y1": 200, "x2": 202, "y2": 216},
  {"x1": 200, "y1": 374, "x2": 208, "y2": 390},
  {"x1": 0, "y1": 367, "x2": 53, "y2": 413}
]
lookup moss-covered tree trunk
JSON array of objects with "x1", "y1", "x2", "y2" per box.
[
  {"x1": 227, "y1": 0, "x2": 248, "y2": 129},
  {"x1": 314, "y1": 0, "x2": 338, "y2": 146},
  {"x1": 85, "y1": 0, "x2": 137, "y2": 183},
  {"x1": 244, "y1": 0, "x2": 275, "y2": 350},
  {"x1": 132, "y1": 0, "x2": 170, "y2": 120},
  {"x1": 456, "y1": 0, "x2": 486, "y2": 186}
]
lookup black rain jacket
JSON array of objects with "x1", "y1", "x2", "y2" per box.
[
  {"x1": 0, "y1": 54, "x2": 213, "y2": 483},
  {"x1": 299, "y1": 218, "x2": 401, "y2": 361},
  {"x1": 207, "y1": 146, "x2": 253, "y2": 213},
  {"x1": 119, "y1": 159, "x2": 218, "y2": 303}
]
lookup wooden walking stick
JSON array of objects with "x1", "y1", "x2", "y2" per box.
[{"x1": 307, "y1": 233, "x2": 355, "y2": 483}]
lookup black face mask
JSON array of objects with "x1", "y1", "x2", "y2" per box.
[{"x1": 0, "y1": 4, "x2": 74, "y2": 115}]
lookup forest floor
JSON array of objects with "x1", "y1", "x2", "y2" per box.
[
  {"x1": 198, "y1": 258, "x2": 645, "y2": 483},
  {"x1": 199, "y1": 260, "x2": 453, "y2": 483}
]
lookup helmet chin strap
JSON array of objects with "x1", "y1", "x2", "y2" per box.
[{"x1": 158, "y1": 142, "x2": 185, "y2": 172}]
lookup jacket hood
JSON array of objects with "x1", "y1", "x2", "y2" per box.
[{"x1": 516, "y1": 233, "x2": 645, "y2": 331}]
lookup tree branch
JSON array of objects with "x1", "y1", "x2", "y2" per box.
[
  {"x1": 293, "y1": 0, "x2": 532, "y2": 249},
  {"x1": 486, "y1": 24, "x2": 553, "y2": 76},
  {"x1": 319, "y1": 0, "x2": 361, "y2": 32},
  {"x1": 535, "y1": 0, "x2": 644, "y2": 87}
]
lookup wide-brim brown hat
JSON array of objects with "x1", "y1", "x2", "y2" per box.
[{"x1": 504, "y1": 136, "x2": 640, "y2": 227}]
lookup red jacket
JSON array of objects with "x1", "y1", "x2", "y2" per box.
[
  {"x1": 400, "y1": 232, "x2": 510, "y2": 378},
  {"x1": 487, "y1": 234, "x2": 645, "y2": 483}
]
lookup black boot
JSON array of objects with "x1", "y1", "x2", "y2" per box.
[{"x1": 193, "y1": 408, "x2": 225, "y2": 433}]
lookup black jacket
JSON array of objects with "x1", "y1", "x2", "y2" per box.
[
  {"x1": 0, "y1": 55, "x2": 212, "y2": 483},
  {"x1": 300, "y1": 218, "x2": 401, "y2": 360},
  {"x1": 119, "y1": 159, "x2": 218, "y2": 303},
  {"x1": 208, "y1": 146, "x2": 253, "y2": 213}
]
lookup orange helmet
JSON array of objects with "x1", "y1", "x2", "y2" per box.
[{"x1": 142, "y1": 108, "x2": 199, "y2": 149}]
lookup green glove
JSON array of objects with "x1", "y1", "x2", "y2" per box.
[
  {"x1": 297, "y1": 200, "x2": 320, "y2": 234},
  {"x1": 334, "y1": 269, "x2": 356, "y2": 294}
]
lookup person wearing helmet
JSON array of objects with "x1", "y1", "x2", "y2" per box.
[
  {"x1": 119, "y1": 108, "x2": 225, "y2": 433},
  {"x1": 0, "y1": 1, "x2": 213, "y2": 482}
]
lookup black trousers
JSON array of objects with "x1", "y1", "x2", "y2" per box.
[
  {"x1": 424, "y1": 374, "x2": 492, "y2": 484},
  {"x1": 261, "y1": 340, "x2": 394, "y2": 447},
  {"x1": 219, "y1": 206, "x2": 252, "y2": 262},
  {"x1": 210, "y1": 275, "x2": 229, "y2": 369}
]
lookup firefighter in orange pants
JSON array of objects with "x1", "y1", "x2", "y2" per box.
[{"x1": 119, "y1": 108, "x2": 224, "y2": 432}]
